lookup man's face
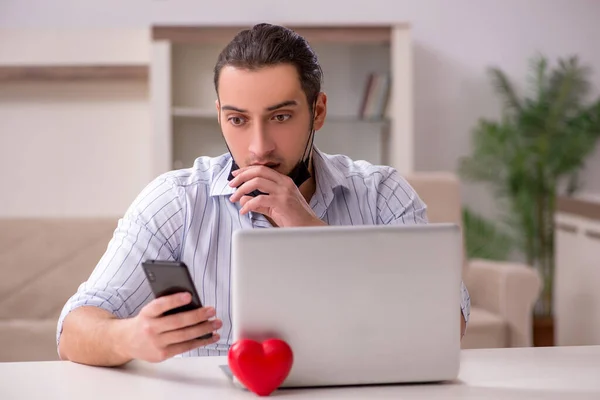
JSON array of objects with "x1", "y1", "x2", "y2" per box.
[{"x1": 216, "y1": 64, "x2": 326, "y2": 176}]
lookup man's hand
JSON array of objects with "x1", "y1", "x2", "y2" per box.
[
  {"x1": 119, "y1": 293, "x2": 222, "y2": 363},
  {"x1": 228, "y1": 166, "x2": 326, "y2": 228}
]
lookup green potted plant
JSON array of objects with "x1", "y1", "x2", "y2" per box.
[
  {"x1": 459, "y1": 54, "x2": 600, "y2": 345},
  {"x1": 461, "y1": 207, "x2": 514, "y2": 261}
]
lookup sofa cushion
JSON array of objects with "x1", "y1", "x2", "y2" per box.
[
  {"x1": 461, "y1": 306, "x2": 507, "y2": 349},
  {"x1": 0, "y1": 218, "x2": 119, "y2": 319},
  {"x1": 404, "y1": 172, "x2": 468, "y2": 276},
  {"x1": 0, "y1": 319, "x2": 60, "y2": 362},
  {"x1": 0, "y1": 218, "x2": 122, "y2": 362}
]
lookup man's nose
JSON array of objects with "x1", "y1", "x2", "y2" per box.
[{"x1": 248, "y1": 122, "x2": 275, "y2": 157}]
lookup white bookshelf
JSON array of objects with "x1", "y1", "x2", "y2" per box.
[{"x1": 150, "y1": 25, "x2": 413, "y2": 177}]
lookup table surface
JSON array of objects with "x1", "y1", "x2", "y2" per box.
[{"x1": 2, "y1": 346, "x2": 600, "y2": 399}]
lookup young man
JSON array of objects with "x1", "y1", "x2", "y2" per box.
[{"x1": 57, "y1": 23, "x2": 470, "y2": 367}]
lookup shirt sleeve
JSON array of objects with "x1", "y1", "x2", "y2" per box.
[
  {"x1": 377, "y1": 168, "x2": 471, "y2": 326},
  {"x1": 375, "y1": 169, "x2": 428, "y2": 226},
  {"x1": 56, "y1": 176, "x2": 187, "y2": 351},
  {"x1": 461, "y1": 280, "x2": 471, "y2": 325}
]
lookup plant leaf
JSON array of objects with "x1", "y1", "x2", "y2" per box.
[
  {"x1": 488, "y1": 67, "x2": 523, "y2": 115},
  {"x1": 462, "y1": 207, "x2": 514, "y2": 261}
]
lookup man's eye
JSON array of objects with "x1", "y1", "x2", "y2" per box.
[
  {"x1": 273, "y1": 114, "x2": 291, "y2": 122},
  {"x1": 228, "y1": 116, "x2": 245, "y2": 126}
]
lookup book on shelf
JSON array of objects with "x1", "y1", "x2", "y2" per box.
[{"x1": 358, "y1": 72, "x2": 391, "y2": 121}]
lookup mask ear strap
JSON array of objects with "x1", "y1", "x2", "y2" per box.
[
  {"x1": 301, "y1": 96, "x2": 319, "y2": 165},
  {"x1": 219, "y1": 106, "x2": 241, "y2": 181}
]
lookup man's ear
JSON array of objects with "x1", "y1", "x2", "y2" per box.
[{"x1": 312, "y1": 92, "x2": 327, "y2": 131}]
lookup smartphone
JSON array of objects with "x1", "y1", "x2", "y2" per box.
[{"x1": 141, "y1": 260, "x2": 213, "y2": 340}]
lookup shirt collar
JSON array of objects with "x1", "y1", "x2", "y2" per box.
[
  {"x1": 209, "y1": 155, "x2": 235, "y2": 197},
  {"x1": 310, "y1": 147, "x2": 350, "y2": 218},
  {"x1": 208, "y1": 147, "x2": 350, "y2": 202}
]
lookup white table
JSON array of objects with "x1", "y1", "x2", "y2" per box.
[{"x1": 1, "y1": 346, "x2": 600, "y2": 399}]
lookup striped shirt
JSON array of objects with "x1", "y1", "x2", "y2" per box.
[{"x1": 57, "y1": 147, "x2": 471, "y2": 357}]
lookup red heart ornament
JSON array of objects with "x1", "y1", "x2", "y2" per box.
[{"x1": 227, "y1": 338, "x2": 294, "y2": 396}]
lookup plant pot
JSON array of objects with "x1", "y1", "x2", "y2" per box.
[{"x1": 533, "y1": 316, "x2": 555, "y2": 347}]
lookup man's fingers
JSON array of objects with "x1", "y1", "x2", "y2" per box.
[
  {"x1": 165, "y1": 333, "x2": 221, "y2": 359},
  {"x1": 239, "y1": 195, "x2": 271, "y2": 215},
  {"x1": 160, "y1": 319, "x2": 222, "y2": 347},
  {"x1": 230, "y1": 177, "x2": 278, "y2": 202},
  {"x1": 141, "y1": 292, "x2": 191, "y2": 318},
  {"x1": 239, "y1": 195, "x2": 253, "y2": 208},
  {"x1": 158, "y1": 306, "x2": 216, "y2": 333},
  {"x1": 228, "y1": 166, "x2": 283, "y2": 191}
]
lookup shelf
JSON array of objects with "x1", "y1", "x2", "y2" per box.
[
  {"x1": 171, "y1": 107, "x2": 387, "y2": 125},
  {"x1": 558, "y1": 196, "x2": 600, "y2": 221},
  {"x1": 153, "y1": 25, "x2": 400, "y2": 45},
  {"x1": 0, "y1": 65, "x2": 149, "y2": 82},
  {"x1": 325, "y1": 116, "x2": 389, "y2": 125},
  {"x1": 172, "y1": 107, "x2": 217, "y2": 118}
]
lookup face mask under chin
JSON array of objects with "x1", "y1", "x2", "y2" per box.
[{"x1": 227, "y1": 156, "x2": 312, "y2": 197}]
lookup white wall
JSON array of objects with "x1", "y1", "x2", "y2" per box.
[
  {"x1": 1, "y1": 0, "x2": 600, "y2": 217},
  {"x1": 0, "y1": 29, "x2": 151, "y2": 217},
  {"x1": 0, "y1": 81, "x2": 150, "y2": 217}
]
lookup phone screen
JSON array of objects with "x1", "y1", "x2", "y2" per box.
[{"x1": 142, "y1": 260, "x2": 213, "y2": 339}]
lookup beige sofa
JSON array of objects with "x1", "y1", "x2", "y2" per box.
[
  {"x1": 0, "y1": 172, "x2": 542, "y2": 362},
  {"x1": 0, "y1": 218, "x2": 120, "y2": 362},
  {"x1": 405, "y1": 172, "x2": 542, "y2": 349}
]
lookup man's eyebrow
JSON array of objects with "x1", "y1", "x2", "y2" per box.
[
  {"x1": 266, "y1": 100, "x2": 298, "y2": 111},
  {"x1": 220, "y1": 100, "x2": 298, "y2": 113},
  {"x1": 221, "y1": 105, "x2": 247, "y2": 113}
]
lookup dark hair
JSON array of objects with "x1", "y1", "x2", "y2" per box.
[{"x1": 213, "y1": 23, "x2": 323, "y2": 107}]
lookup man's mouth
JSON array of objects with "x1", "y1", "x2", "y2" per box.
[{"x1": 251, "y1": 163, "x2": 280, "y2": 169}]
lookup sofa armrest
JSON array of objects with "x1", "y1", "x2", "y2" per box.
[{"x1": 465, "y1": 259, "x2": 542, "y2": 347}]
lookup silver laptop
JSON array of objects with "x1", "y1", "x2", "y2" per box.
[{"x1": 230, "y1": 223, "x2": 463, "y2": 388}]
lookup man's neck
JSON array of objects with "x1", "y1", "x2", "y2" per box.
[{"x1": 299, "y1": 175, "x2": 317, "y2": 204}]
